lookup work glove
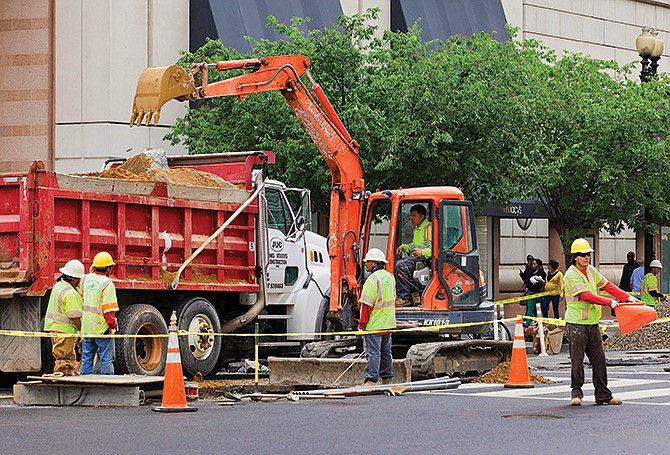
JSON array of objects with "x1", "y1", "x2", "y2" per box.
[
  {"x1": 610, "y1": 299, "x2": 619, "y2": 309},
  {"x1": 104, "y1": 312, "x2": 117, "y2": 331},
  {"x1": 358, "y1": 323, "x2": 366, "y2": 331},
  {"x1": 626, "y1": 296, "x2": 642, "y2": 304}
]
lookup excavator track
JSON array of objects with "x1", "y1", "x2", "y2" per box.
[{"x1": 406, "y1": 340, "x2": 512, "y2": 380}]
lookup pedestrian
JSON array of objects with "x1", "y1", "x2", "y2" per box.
[
  {"x1": 394, "y1": 204, "x2": 431, "y2": 307},
  {"x1": 43, "y1": 260, "x2": 85, "y2": 376},
  {"x1": 564, "y1": 238, "x2": 641, "y2": 406},
  {"x1": 519, "y1": 254, "x2": 534, "y2": 293},
  {"x1": 80, "y1": 251, "x2": 119, "y2": 375},
  {"x1": 524, "y1": 258, "x2": 546, "y2": 326},
  {"x1": 640, "y1": 260, "x2": 665, "y2": 307},
  {"x1": 358, "y1": 248, "x2": 396, "y2": 385},
  {"x1": 542, "y1": 259, "x2": 563, "y2": 319},
  {"x1": 630, "y1": 258, "x2": 645, "y2": 294},
  {"x1": 618, "y1": 251, "x2": 639, "y2": 292}
]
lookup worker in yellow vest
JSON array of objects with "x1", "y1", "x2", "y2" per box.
[
  {"x1": 395, "y1": 204, "x2": 432, "y2": 307},
  {"x1": 563, "y1": 238, "x2": 640, "y2": 406},
  {"x1": 43, "y1": 260, "x2": 85, "y2": 376},
  {"x1": 640, "y1": 260, "x2": 665, "y2": 307},
  {"x1": 80, "y1": 252, "x2": 119, "y2": 375},
  {"x1": 358, "y1": 248, "x2": 397, "y2": 385}
]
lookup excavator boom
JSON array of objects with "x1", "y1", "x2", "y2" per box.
[{"x1": 130, "y1": 55, "x2": 364, "y2": 320}]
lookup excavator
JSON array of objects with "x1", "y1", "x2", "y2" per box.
[{"x1": 130, "y1": 54, "x2": 511, "y2": 378}]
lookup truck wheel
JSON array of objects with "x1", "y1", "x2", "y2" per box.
[
  {"x1": 115, "y1": 304, "x2": 168, "y2": 376},
  {"x1": 175, "y1": 297, "x2": 222, "y2": 378}
]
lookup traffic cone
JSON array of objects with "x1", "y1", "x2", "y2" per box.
[
  {"x1": 616, "y1": 303, "x2": 657, "y2": 335},
  {"x1": 504, "y1": 317, "x2": 534, "y2": 388},
  {"x1": 152, "y1": 311, "x2": 198, "y2": 412}
]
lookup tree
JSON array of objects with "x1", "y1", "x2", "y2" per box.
[{"x1": 165, "y1": 11, "x2": 670, "y2": 257}]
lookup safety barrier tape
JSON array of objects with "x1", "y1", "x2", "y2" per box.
[{"x1": 2, "y1": 315, "x2": 668, "y2": 339}]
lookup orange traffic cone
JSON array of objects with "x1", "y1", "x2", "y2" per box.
[
  {"x1": 616, "y1": 303, "x2": 657, "y2": 335},
  {"x1": 504, "y1": 317, "x2": 534, "y2": 388},
  {"x1": 152, "y1": 311, "x2": 198, "y2": 412}
]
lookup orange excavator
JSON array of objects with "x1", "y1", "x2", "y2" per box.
[{"x1": 131, "y1": 54, "x2": 511, "y2": 378}]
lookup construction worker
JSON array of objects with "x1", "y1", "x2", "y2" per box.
[
  {"x1": 358, "y1": 248, "x2": 396, "y2": 385},
  {"x1": 43, "y1": 260, "x2": 85, "y2": 376},
  {"x1": 80, "y1": 251, "x2": 119, "y2": 375},
  {"x1": 563, "y1": 238, "x2": 641, "y2": 406},
  {"x1": 640, "y1": 260, "x2": 665, "y2": 307},
  {"x1": 395, "y1": 204, "x2": 432, "y2": 307}
]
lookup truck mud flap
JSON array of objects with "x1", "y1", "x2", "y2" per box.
[
  {"x1": 0, "y1": 297, "x2": 41, "y2": 372},
  {"x1": 407, "y1": 340, "x2": 512, "y2": 380}
]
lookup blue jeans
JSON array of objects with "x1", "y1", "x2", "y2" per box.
[
  {"x1": 542, "y1": 295, "x2": 560, "y2": 318},
  {"x1": 81, "y1": 337, "x2": 115, "y2": 375},
  {"x1": 364, "y1": 333, "x2": 393, "y2": 381}
]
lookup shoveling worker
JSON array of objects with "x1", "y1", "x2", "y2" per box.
[
  {"x1": 43, "y1": 260, "x2": 85, "y2": 376},
  {"x1": 564, "y1": 238, "x2": 641, "y2": 406},
  {"x1": 80, "y1": 252, "x2": 119, "y2": 375},
  {"x1": 395, "y1": 204, "x2": 432, "y2": 307},
  {"x1": 641, "y1": 260, "x2": 665, "y2": 307},
  {"x1": 358, "y1": 248, "x2": 397, "y2": 385}
]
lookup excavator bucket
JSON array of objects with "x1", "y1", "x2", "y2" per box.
[{"x1": 130, "y1": 65, "x2": 196, "y2": 127}]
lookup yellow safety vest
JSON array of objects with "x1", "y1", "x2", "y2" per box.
[
  {"x1": 359, "y1": 269, "x2": 396, "y2": 331},
  {"x1": 81, "y1": 272, "x2": 119, "y2": 335},
  {"x1": 640, "y1": 273, "x2": 660, "y2": 307},
  {"x1": 44, "y1": 280, "x2": 82, "y2": 334},
  {"x1": 564, "y1": 265, "x2": 607, "y2": 325},
  {"x1": 401, "y1": 220, "x2": 432, "y2": 259}
]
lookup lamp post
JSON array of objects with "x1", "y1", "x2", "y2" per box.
[{"x1": 635, "y1": 27, "x2": 664, "y2": 270}]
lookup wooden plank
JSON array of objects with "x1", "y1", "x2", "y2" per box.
[
  {"x1": 167, "y1": 184, "x2": 250, "y2": 203},
  {"x1": 26, "y1": 374, "x2": 164, "y2": 386},
  {"x1": 14, "y1": 383, "x2": 140, "y2": 407},
  {"x1": 56, "y1": 174, "x2": 156, "y2": 196}
]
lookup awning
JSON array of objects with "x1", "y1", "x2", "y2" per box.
[
  {"x1": 391, "y1": 0, "x2": 509, "y2": 43},
  {"x1": 190, "y1": 0, "x2": 343, "y2": 53}
]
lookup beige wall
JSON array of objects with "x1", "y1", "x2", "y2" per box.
[{"x1": 0, "y1": 0, "x2": 53, "y2": 172}]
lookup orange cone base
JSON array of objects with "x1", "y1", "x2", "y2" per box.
[
  {"x1": 504, "y1": 382, "x2": 534, "y2": 389},
  {"x1": 151, "y1": 404, "x2": 198, "y2": 413}
]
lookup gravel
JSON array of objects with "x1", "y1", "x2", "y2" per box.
[
  {"x1": 604, "y1": 301, "x2": 670, "y2": 351},
  {"x1": 473, "y1": 361, "x2": 555, "y2": 384}
]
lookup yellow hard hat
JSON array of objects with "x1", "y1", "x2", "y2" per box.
[
  {"x1": 570, "y1": 238, "x2": 594, "y2": 254},
  {"x1": 92, "y1": 251, "x2": 115, "y2": 268}
]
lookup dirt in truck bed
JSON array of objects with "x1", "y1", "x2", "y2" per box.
[{"x1": 75, "y1": 151, "x2": 237, "y2": 189}]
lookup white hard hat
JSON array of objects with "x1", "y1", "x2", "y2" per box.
[
  {"x1": 59, "y1": 260, "x2": 85, "y2": 279},
  {"x1": 649, "y1": 259, "x2": 663, "y2": 269},
  {"x1": 363, "y1": 248, "x2": 387, "y2": 263}
]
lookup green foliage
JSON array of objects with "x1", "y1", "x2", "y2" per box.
[{"x1": 165, "y1": 11, "x2": 670, "y2": 252}]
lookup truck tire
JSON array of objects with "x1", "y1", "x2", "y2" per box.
[
  {"x1": 175, "y1": 297, "x2": 222, "y2": 378},
  {"x1": 115, "y1": 304, "x2": 168, "y2": 376}
]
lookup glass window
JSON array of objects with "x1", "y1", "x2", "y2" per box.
[
  {"x1": 441, "y1": 204, "x2": 474, "y2": 253},
  {"x1": 265, "y1": 188, "x2": 290, "y2": 235}
]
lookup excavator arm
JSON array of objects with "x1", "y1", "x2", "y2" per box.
[{"x1": 130, "y1": 55, "x2": 365, "y2": 320}]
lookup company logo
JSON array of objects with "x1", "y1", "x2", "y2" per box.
[
  {"x1": 270, "y1": 237, "x2": 284, "y2": 252},
  {"x1": 451, "y1": 280, "x2": 464, "y2": 296}
]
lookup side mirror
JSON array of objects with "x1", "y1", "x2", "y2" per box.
[{"x1": 296, "y1": 215, "x2": 306, "y2": 231}]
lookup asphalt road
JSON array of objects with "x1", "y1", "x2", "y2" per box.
[{"x1": 1, "y1": 357, "x2": 669, "y2": 455}]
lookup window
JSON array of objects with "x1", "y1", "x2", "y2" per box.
[
  {"x1": 265, "y1": 188, "x2": 291, "y2": 235},
  {"x1": 441, "y1": 204, "x2": 474, "y2": 253}
]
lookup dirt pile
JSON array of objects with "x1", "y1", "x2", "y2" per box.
[
  {"x1": 604, "y1": 300, "x2": 670, "y2": 351},
  {"x1": 76, "y1": 150, "x2": 236, "y2": 189},
  {"x1": 473, "y1": 361, "x2": 555, "y2": 385}
]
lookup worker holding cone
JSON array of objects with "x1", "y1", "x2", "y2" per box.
[
  {"x1": 505, "y1": 317, "x2": 534, "y2": 388},
  {"x1": 563, "y1": 238, "x2": 641, "y2": 406},
  {"x1": 152, "y1": 311, "x2": 197, "y2": 412}
]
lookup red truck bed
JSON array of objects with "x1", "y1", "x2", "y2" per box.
[{"x1": 0, "y1": 154, "x2": 269, "y2": 297}]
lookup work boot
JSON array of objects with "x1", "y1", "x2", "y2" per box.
[
  {"x1": 570, "y1": 397, "x2": 582, "y2": 406},
  {"x1": 380, "y1": 377, "x2": 395, "y2": 385},
  {"x1": 361, "y1": 378, "x2": 377, "y2": 387},
  {"x1": 396, "y1": 297, "x2": 412, "y2": 308},
  {"x1": 596, "y1": 397, "x2": 622, "y2": 405}
]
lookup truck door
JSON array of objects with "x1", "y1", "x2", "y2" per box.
[
  {"x1": 437, "y1": 201, "x2": 481, "y2": 308},
  {"x1": 265, "y1": 187, "x2": 305, "y2": 296}
]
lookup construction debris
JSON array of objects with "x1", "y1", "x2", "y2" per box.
[{"x1": 473, "y1": 362, "x2": 555, "y2": 385}]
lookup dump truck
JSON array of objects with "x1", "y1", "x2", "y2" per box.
[
  {"x1": 129, "y1": 54, "x2": 512, "y2": 379},
  {"x1": 0, "y1": 152, "x2": 332, "y2": 378}
]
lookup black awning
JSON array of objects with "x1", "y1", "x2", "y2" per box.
[
  {"x1": 190, "y1": 0, "x2": 343, "y2": 54},
  {"x1": 391, "y1": 0, "x2": 508, "y2": 42}
]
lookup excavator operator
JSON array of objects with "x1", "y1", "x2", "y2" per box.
[{"x1": 395, "y1": 204, "x2": 432, "y2": 307}]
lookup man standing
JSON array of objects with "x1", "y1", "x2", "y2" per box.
[
  {"x1": 641, "y1": 260, "x2": 665, "y2": 307},
  {"x1": 618, "y1": 251, "x2": 639, "y2": 292},
  {"x1": 44, "y1": 260, "x2": 85, "y2": 376},
  {"x1": 564, "y1": 239, "x2": 641, "y2": 406},
  {"x1": 80, "y1": 251, "x2": 119, "y2": 375},
  {"x1": 358, "y1": 248, "x2": 396, "y2": 385},
  {"x1": 395, "y1": 204, "x2": 432, "y2": 307},
  {"x1": 631, "y1": 257, "x2": 645, "y2": 294}
]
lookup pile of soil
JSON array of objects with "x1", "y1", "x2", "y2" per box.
[
  {"x1": 473, "y1": 361, "x2": 555, "y2": 385},
  {"x1": 76, "y1": 150, "x2": 236, "y2": 189},
  {"x1": 604, "y1": 300, "x2": 670, "y2": 351}
]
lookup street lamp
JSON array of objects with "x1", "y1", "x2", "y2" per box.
[{"x1": 635, "y1": 27, "x2": 664, "y2": 270}]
